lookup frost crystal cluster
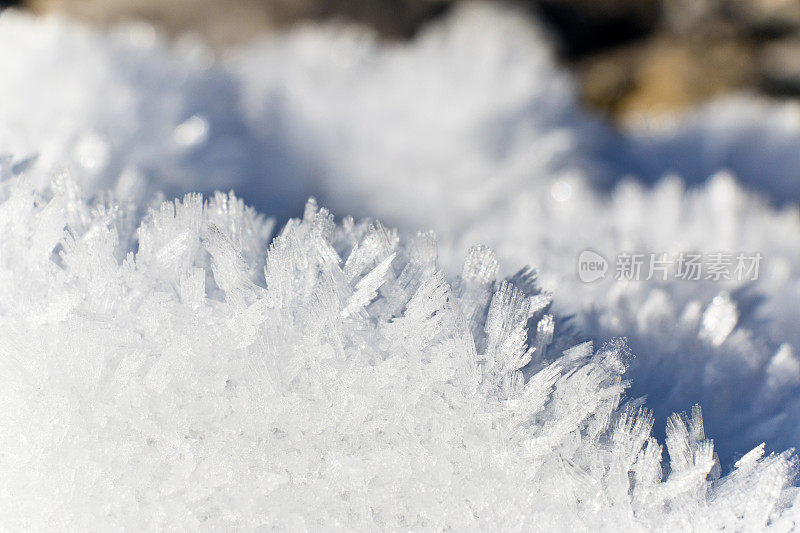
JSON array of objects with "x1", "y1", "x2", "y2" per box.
[
  {"x1": 232, "y1": 3, "x2": 800, "y2": 462},
  {"x1": 1, "y1": 176, "x2": 798, "y2": 529}
]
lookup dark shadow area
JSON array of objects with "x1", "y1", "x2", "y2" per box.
[{"x1": 534, "y1": 0, "x2": 660, "y2": 59}]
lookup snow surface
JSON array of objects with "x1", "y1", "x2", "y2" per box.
[{"x1": 2, "y1": 1, "x2": 800, "y2": 529}]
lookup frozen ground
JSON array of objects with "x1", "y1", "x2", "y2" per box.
[{"x1": 2, "y1": 2, "x2": 800, "y2": 529}]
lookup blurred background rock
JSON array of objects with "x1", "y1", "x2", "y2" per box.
[{"x1": 4, "y1": 0, "x2": 800, "y2": 122}]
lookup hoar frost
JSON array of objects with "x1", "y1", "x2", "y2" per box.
[
  {"x1": 3, "y1": 2, "x2": 800, "y2": 528},
  {"x1": 0, "y1": 175, "x2": 798, "y2": 530}
]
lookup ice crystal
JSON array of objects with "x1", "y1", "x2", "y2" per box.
[{"x1": 1, "y1": 175, "x2": 798, "y2": 529}]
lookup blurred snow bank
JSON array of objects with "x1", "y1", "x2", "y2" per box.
[
  {"x1": 2, "y1": 3, "x2": 800, "y2": 524},
  {"x1": 627, "y1": 97, "x2": 800, "y2": 202},
  {"x1": 0, "y1": 10, "x2": 310, "y2": 220}
]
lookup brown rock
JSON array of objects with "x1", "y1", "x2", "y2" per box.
[
  {"x1": 27, "y1": 0, "x2": 451, "y2": 47},
  {"x1": 28, "y1": 0, "x2": 277, "y2": 47},
  {"x1": 580, "y1": 35, "x2": 756, "y2": 119},
  {"x1": 727, "y1": 0, "x2": 800, "y2": 36}
]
